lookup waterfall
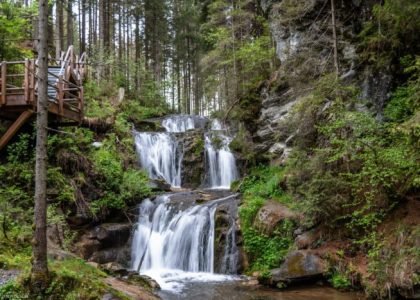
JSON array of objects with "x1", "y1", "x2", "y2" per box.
[
  {"x1": 131, "y1": 114, "x2": 241, "y2": 293},
  {"x1": 205, "y1": 126, "x2": 239, "y2": 189},
  {"x1": 130, "y1": 193, "x2": 239, "y2": 292},
  {"x1": 162, "y1": 115, "x2": 207, "y2": 133},
  {"x1": 134, "y1": 131, "x2": 182, "y2": 187}
]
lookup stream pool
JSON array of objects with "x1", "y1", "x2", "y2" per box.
[{"x1": 157, "y1": 279, "x2": 365, "y2": 300}]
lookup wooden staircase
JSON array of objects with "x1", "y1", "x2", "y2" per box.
[{"x1": 0, "y1": 46, "x2": 86, "y2": 151}]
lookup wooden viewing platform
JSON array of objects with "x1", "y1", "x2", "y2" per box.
[{"x1": 0, "y1": 46, "x2": 86, "y2": 150}]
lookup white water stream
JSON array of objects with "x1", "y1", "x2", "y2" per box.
[
  {"x1": 130, "y1": 194, "x2": 239, "y2": 292},
  {"x1": 131, "y1": 115, "x2": 240, "y2": 293}
]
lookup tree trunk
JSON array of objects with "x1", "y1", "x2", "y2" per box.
[
  {"x1": 67, "y1": 0, "x2": 73, "y2": 47},
  {"x1": 80, "y1": 0, "x2": 86, "y2": 53},
  {"x1": 331, "y1": 0, "x2": 339, "y2": 76},
  {"x1": 31, "y1": 0, "x2": 49, "y2": 291},
  {"x1": 56, "y1": 0, "x2": 64, "y2": 58}
]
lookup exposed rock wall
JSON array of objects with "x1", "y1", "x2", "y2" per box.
[
  {"x1": 254, "y1": 0, "x2": 393, "y2": 161},
  {"x1": 178, "y1": 130, "x2": 206, "y2": 189}
]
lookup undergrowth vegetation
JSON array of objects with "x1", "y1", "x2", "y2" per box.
[
  {"x1": 0, "y1": 79, "x2": 168, "y2": 298},
  {"x1": 234, "y1": 166, "x2": 295, "y2": 273}
]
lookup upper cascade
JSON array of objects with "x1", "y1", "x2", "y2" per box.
[
  {"x1": 134, "y1": 114, "x2": 239, "y2": 189},
  {"x1": 162, "y1": 115, "x2": 208, "y2": 133}
]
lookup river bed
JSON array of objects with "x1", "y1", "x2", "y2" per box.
[{"x1": 158, "y1": 279, "x2": 365, "y2": 300}]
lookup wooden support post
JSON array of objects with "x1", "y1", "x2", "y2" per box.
[
  {"x1": 24, "y1": 59, "x2": 29, "y2": 103},
  {"x1": 79, "y1": 86, "x2": 84, "y2": 122},
  {"x1": 1, "y1": 62, "x2": 6, "y2": 106},
  {"x1": 0, "y1": 110, "x2": 33, "y2": 151},
  {"x1": 30, "y1": 60, "x2": 36, "y2": 105},
  {"x1": 58, "y1": 75, "x2": 64, "y2": 116}
]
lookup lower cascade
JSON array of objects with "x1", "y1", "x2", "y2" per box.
[{"x1": 130, "y1": 193, "x2": 240, "y2": 292}]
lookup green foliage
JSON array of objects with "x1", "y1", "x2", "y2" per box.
[
  {"x1": 120, "y1": 169, "x2": 151, "y2": 203},
  {"x1": 84, "y1": 81, "x2": 116, "y2": 119},
  {"x1": 361, "y1": 227, "x2": 420, "y2": 298},
  {"x1": 329, "y1": 272, "x2": 352, "y2": 290},
  {"x1": 0, "y1": 280, "x2": 29, "y2": 300},
  {"x1": 90, "y1": 138, "x2": 151, "y2": 214},
  {"x1": 238, "y1": 166, "x2": 295, "y2": 272},
  {"x1": 0, "y1": 257, "x2": 129, "y2": 300},
  {"x1": 121, "y1": 99, "x2": 167, "y2": 125},
  {"x1": 359, "y1": 0, "x2": 420, "y2": 66},
  {"x1": 92, "y1": 143, "x2": 123, "y2": 190},
  {"x1": 0, "y1": 1, "x2": 34, "y2": 60},
  {"x1": 286, "y1": 72, "x2": 419, "y2": 235},
  {"x1": 384, "y1": 56, "x2": 420, "y2": 122},
  {"x1": 201, "y1": 0, "x2": 276, "y2": 111}
]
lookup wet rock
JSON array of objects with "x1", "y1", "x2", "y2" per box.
[
  {"x1": 94, "y1": 223, "x2": 131, "y2": 247},
  {"x1": 89, "y1": 246, "x2": 131, "y2": 266},
  {"x1": 73, "y1": 223, "x2": 132, "y2": 266},
  {"x1": 73, "y1": 238, "x2": 101, "y2": 258},
  {"x1": 100, "y1": 262, "x2": 128, "y2": 276},
  {"x1": 178, "y1": 130, "x2": 205, "y2": 189},
  {"x1": 147, "y1": 179, "x2": 171, "y2": 192},
  {"x1": 126, "y1": 272, "x2": 161, "y2": 290},
  {"x1": 132, "y1": 120, "x2": 165, "y2": 132},
  {"x1": 266, "y1": 250, "x2": 326, "y2": 286},
  {"x1": 295, "y1": 230, "x2": 320, "y2": 249},
  {"x1": 214, "y1": 197, "x2": 244, "y2": 274},
  {"x1": 254, "y1": 200, "x2": 300, "y2": 235}
]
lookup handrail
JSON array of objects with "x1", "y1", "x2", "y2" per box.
[{"x1": 0, "y1": 46, "x2": 85, "y2": 121}]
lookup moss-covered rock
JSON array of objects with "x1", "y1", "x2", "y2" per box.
[{"x1": 265, "y1": 250, "x2": 326, "y2": 287}]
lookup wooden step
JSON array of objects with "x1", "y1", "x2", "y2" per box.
[{"x1": 0, "y1": 109, "x2": 33, "y2": 151}]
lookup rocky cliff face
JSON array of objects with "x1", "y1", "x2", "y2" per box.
[{"x1": 254, "y1": 0, "x2": 393, "y2": 161}]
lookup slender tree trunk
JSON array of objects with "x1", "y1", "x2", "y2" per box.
[
  {"x1": 80, "y1": 0, "x2": 86, "y2": 53},
  {"x1": 67, "y1": 0, "x2": 73, "y2": 47},
  {"x1": 55, "y1": 0, "x2": 63, "y2": 59},
  {"x1": 331, "y1": 0, "x2": 339, "y2": 76},
  {"x1": 31, "y1": 0, "x2": 49, "y2": 291},
  {"x1": 176, "y1": 59, "x2": 181, "y2": 113}
]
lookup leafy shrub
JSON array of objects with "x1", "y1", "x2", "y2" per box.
[
  {"x1": 238, "y1": 166, "x2": 295, "y2": 272},
  {"x1": 329, "y1": 272, "x2": 352, "y2": 290}
]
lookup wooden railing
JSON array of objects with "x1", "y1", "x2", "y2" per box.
[{"x1": 0, "y1": 46, "x2": 87, "y2": 122}]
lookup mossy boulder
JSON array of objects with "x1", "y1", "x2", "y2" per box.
[
  {"x1": 266, "y1": 250, "x2": 326, "y2": 287},
  {"x1": 254, "y1": 200, "x2": 301, "y2": 235}
]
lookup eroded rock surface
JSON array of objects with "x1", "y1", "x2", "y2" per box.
[
  {"x1": 254, "y1": 200, "x2": 300, "y2": 235},
  {"x1": 73, "y1": 223, "x2": 132, "y2": 267},
  {"x1": 266, "y1": 250, "x2": 326, "y2": 286}
]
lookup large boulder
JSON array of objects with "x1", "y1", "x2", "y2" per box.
[
  {"x1": 265, "y1": 250, "x2": 326, "y2": 287},
  {"x1": 254, "y1": 200, "x2": 300, "y2": 235},
  {"x1": 73, "y1": 223, "x2": 132, "y2": 266}
]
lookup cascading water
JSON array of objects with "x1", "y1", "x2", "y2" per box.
[
  {"x1": 162, "y1": 114, "x2": 207, "y2": 133},
  {"x1": 134, "y1": 132, "x2": 182, "y2": 187},
  {"x1": 205, "y1": 120, "x2": 239, "y2": 189},
  {"x1": 130, "y1": 193, "x2": 239, "y2": 292},
  {"x1": 134, "y1": 115, "x2": 207, "y2": 187},
  {"x1": 131, "y1": 114, "x2": 241, "y2": 294}
]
